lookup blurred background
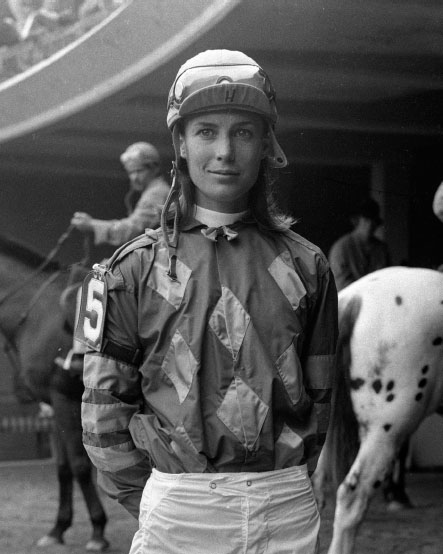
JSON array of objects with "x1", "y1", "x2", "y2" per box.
[{"x1": 0, "y1": 0, "x2": 442, "y2": 465}]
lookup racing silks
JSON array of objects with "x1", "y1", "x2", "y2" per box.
[{"x1": 80, "y1": 220, "x2": 338, "y2": 517}]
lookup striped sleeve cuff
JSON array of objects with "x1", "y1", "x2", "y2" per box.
[{"x1": 84, "y1": 440, "x2": 146, "y2": 472}]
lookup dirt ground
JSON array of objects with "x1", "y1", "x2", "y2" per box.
[
  {"x1": 0, "y1": 459, "x2": 138, "y2": 554},
  {"x1": 1, "y1": 459, "x2": 443, "y2": 554},
  {"x1": 318, "y1": 471, "x2": 443, "y2": 554}
]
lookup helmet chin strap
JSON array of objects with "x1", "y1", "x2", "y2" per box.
[{"x1": 161, "y1": 161, "x2": 181, "y2": 281}]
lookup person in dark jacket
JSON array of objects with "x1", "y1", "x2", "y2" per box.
[{"x1": 328, "y1": 197, "x2": 390, "y2": 291}]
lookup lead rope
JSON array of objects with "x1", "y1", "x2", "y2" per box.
[
  {"x1": 0, "y1": 223, "x2": 89, "y2": 353},
  {"x1": 0, "y1": 224, "x2": 91, "y2": 405},
  {"x1": 15, "y1": 228, "x2": 91, "y2": 327},
  {"x1": 0, "y1": 223, "x2": 75, "y2": 307},
  {"x1": 161, "y1": 162, "x2": 181, "y2": 281}
]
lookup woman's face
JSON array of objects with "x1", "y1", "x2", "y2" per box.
[{"x1": 179, "y1": 110, "x2": 269, "y2": 213}]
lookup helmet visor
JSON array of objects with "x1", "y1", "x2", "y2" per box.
[{"x1": 169, "y1": 63, "x2": 277, "y2": 126}]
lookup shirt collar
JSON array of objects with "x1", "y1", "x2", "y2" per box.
[
  {"x1": 194, "y1": 206, "x2": 249, "y2": 227},
  {"x1": 180, "y1": 207, "x2": 250, "y2": 233}
]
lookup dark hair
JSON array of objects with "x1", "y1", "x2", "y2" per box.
[
  {"x1": 171, "y1": 118, "x2": 295, "y2": 233},
  {"x1": 350, "y1": 197, "x2": 382, "y2": 226}
]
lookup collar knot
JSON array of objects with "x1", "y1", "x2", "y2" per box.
[{"x1": 201, "y1": 225, "x2": 238, "y2": 242}]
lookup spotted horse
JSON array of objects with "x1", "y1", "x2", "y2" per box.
[{"x1": 312, "y1": 266, "x2": 443, "y2": 554}]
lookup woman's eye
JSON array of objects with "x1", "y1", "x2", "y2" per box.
[
  {"x1": 236, "y1": 128, "x2": 252, "y2": 138},
  {"x1": 197, "y1": 128, "x2": 215, "y2": 138}
]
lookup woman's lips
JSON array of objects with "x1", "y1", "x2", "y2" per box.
[{"x1": 208, "y1": 169, "x2": 239, "y2": 176}]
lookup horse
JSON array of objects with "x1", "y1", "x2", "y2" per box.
[
  {"x1": 312, "y1": 266, "x2": 443, "y2": 554},
  {"x1": 0, "y1": 232, "x2": 109, "y2": 551}
]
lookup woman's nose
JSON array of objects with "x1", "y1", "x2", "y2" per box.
[{"x1": 215, "y1": 135, "x2": 235, "y2": 161}]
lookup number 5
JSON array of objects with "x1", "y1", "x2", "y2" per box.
[{"x1": 83, "y1": 278, "x2": 105, "y2": 344}]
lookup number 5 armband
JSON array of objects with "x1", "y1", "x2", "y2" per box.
[
  {"x1": 74, "y1": 230, "x2": 157, "y2": 363},
  {"x1": 75, "y1": 263, "x2": 108, "y2": 352}
]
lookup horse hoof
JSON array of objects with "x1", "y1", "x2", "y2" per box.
[
  {"x1": 86, "y1": 538, "x2": 110, "y2": 552},
  {"x1": 386, "y1": 500, "x2": 413, "y2": 512},
  {"x1": 36, "y1": 534, "x2": 63, "y2": 547}
]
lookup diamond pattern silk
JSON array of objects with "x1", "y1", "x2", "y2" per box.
[
  {"x1": 217, "y1": 376, "x2": 269, "y2": 451},
  {"x1": 268, "y1": 251, "x2": 306, "y2": 311},
  {"x1": 209, "y1": 285, "x2": 250, "y2": 360},
  {"x1": 81, "y1": 221, "x2": 337, "y2": 484},
  {"x1": 208, "y1": 285, "x2": 268, "y2": 449},
  {"x1": 162, "y1": 329, "x2": 199, "y2": 403}
]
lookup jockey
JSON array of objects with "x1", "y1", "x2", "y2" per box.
[{"x1": 79, "y1": 49, "x2": 338, "y2": 554}]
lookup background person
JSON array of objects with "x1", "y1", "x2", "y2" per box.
[
  {"x1": 328, "y1": 197, "x2": 390, "y2": 291},
  {"x1": 4, "y1": 0, "x2": 39, "y2": 40},
  {"x1": 79, "y1": 49, "x2": 338, "y2": 554},
  {"x1": 71, "y1": 141, "x2": 170, "y2": 245},
  {"x1": 0, "y1": 1, "x2": 22, "y2": 45},
  {"x1": 32, "y1": 0, "x2": 84, "y2": 29}
]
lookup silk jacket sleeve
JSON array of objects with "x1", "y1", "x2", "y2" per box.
[
  {"x1": 91, "y1": 178, "x2": 170, "y2": 246},
  {"x1": 301, "y1": 258, "x2": 338, "y2": 468},
  {"x1": 81, "y1": 247, "x2": 153, "y2": 519}
]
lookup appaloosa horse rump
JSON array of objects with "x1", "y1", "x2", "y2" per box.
[{"x1": 312, "y1": 266, "x2": 443, "y2": 554}]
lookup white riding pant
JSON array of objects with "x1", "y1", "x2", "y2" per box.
[{"x1": 129, "y1": 465, "x2": 320, "y2": 554}]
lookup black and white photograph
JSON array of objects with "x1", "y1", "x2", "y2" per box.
[{"x1": 0, "y1": 1, "x2": 443, "y2": 553}]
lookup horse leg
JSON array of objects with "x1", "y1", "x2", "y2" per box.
[
  {"x1": 311, "y1": 432, "x2": 331, "y2": 511},
  {"x1": 328, "y1": 435, "x2": 396, "y2": 554},
  {"x1": 382, "y1": 438, "x2": 413, "y2": 510},
  {"x1": 312, "y1": 377, "x2": 341, "y2": 512},
  {"x1": 53, "y1": 382, "x2": 109, "y2": 551},
  {"x1": 37, "y1": 426, "x2": 74, "y2": 546},
  {"x1": 50, "y1": 461, "x2": 74, "y2": 541},
  {"x1": 74, "y1": 460, "x2": 109, "y2": 551}
]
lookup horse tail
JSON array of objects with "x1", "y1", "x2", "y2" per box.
[{"x1": 328, "y1": 291, "x2": 362, "y2": 490}]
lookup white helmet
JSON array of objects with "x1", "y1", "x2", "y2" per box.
[{"x1": 167, "y1": 49, "x2": 287, "y2": 168}]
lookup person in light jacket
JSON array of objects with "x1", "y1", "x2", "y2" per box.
[{"x1": 71, "y1": 141, "x2": 170, "y2": 245}]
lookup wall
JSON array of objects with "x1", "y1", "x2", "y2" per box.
[
  {"x1": 409, "y1": 151, "x2": 443, "y2": 269},
  {"x1": 276, "y1": 162, "x2": 371, "y2": 255},
  {"x1": 0, "y1": 163, "x2": 129, "y2": 265}
]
